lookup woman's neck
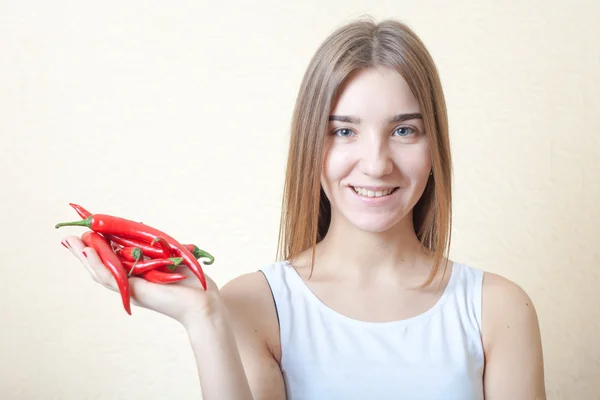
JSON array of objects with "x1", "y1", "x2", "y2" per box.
[{"x1": 310, "y1": 214, "x2": 433, "y2": 284}]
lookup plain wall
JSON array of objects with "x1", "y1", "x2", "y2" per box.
[{"x1": 1, "y1": 0, "x2": 599, "y2": 399}]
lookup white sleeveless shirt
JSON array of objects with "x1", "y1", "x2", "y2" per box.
[{"x1": 260, "y1": 260, "x2": 485, "y2": 400}]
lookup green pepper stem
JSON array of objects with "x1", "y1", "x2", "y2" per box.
[
  {"x1": 171, "y1": 257, "x2": 184, "y2": 266},
  {"x1": 132, "y1": 248, "x2": 142, "y2": 261},
  {"x1": 165, "y1": 257, "x2": 184, "y2": 272},
  {"x1": 55, "y1": 216, "x2": 92, "y2": 229},
  {"x1": 192, "y1": 246, "x2": 214, "y2": 265},
  {"x1": 128, "y1": 258, "x2": 139, "y2": 278}
]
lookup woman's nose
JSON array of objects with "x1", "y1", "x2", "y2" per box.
[{"x1": 358, "y1": 139, "x2": 393, "y2": 178}]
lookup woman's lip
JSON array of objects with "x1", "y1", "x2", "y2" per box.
[
  {"x1": 349, "y1": 185, "x2": 399, "y2": 191},
  {"x1": 348, "y1": 186, "x2": 400, "y2": 205}
]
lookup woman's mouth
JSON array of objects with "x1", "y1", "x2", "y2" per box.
[{"x1": 351, "y1": 186, "x2": 399, "y2": 198}]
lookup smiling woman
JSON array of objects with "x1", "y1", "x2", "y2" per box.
[
  {"x1": 322, "y1": 67, "x2": 433, "y2": 241},
  {"x1": 279, "y1": 22, "x2": 452, "y2": 288},
  {"x1": 63, "y1": 16, "x2": 546, "y2": 400}
]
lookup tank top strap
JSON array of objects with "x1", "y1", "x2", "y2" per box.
[
  {"x1": 449, "y1": 262, "x2": 484, "y2": 335},
  {"x1": 259, "y1": 260, "x2": 296, "y2": 330}
]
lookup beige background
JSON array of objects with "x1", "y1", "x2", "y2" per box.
[{"x1": 1, "y1": 0, "x2": 599, "y2": 399}]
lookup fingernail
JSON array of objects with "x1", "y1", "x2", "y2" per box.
[
  {"x1": 82, "y1": 251, "x2": 88, "y2": 258},
  {"x1": 61, "y1": 241, "x2": 68, "y2": 249}
]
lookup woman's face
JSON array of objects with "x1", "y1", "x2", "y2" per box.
[{"x1": 321, "y1": 67, "x2": 432, "y2": 233}]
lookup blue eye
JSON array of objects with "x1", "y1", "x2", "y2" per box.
[
  {"x1": 393, "y1": 127, "x2": 416, "y2": 137},
  {"x1": 333, "y1": 128, "x2": 354, "y2": 137}
]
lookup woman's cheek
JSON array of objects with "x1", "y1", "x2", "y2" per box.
[
  {"x1": 396, "y1": 146, "x2": 431, "y2": 178},
  {"x1": 323, "y1": 146, "x2": 353, "y2": 181}
]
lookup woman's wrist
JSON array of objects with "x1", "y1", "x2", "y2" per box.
[{"x1": 181, "y1": 290, "x2": 228, "y2": 333}]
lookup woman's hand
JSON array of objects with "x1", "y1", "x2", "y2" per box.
[{"x1": 61, "y1": 235, "x2": 222, "y2": 328}]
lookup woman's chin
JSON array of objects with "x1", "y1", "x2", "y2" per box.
[{"x1": 346, "y1": 213, "x2": 405, "y2": 234}]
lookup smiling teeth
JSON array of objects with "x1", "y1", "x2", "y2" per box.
[{"x1": 353, "y1": 187, "x2": 395, "y2": 197}]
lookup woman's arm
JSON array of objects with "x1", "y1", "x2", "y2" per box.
[
  {"x1": 185, "y1": 272, "x2": 286, "y2": 400},
  {"x1": 482, "y1": 272, "x2": 546, "y2": 399},
  {"x1": 66, "y1": 234, "x2": 285, "y2": 400}
]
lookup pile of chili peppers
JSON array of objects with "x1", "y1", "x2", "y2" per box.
[{"x1": 55, "y1": 203, "x2": 214, "y2": 315}]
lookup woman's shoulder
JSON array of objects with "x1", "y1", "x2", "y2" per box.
[
  {"x1": 481, "y1": 270, "x2": 528, "y2": 293},
  {"x1": 219, "y1": 269, "x2": 280, "y2": 311},
  {"x1": 219, "y1": 270, "x2": 282, "y2": 358},
  {"x1": 479, "y1": 270, "x2": 541, "y2": 356},
  {"x1": 481, "y1": 271, "x2": 536, "y2": 314},
  {"x1": 452, "y1": 261, "x2": 533, "y2": 304}
]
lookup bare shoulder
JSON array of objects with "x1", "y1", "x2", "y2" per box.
[
  {"x1": 482, "y1": 272, "x2": 535, "y2": 309},
  {"x1": 482, "y1": 272, "x2": 540, "y2": 344},
  {"x1": 216, "y1": 274, "x2": 286, "y2": 397},
  {"x1": 220, "y1": 270, "x2": 274, "y2": 302},
  {"x1": 481, "y1": 272, "x2": 546, "y2": 398},
  {"x1": 219, "y1": 271, "x2": 279, "y2": 327},
  {"x1": 483, "y1": 272, "x2": 537, "y2": 321},
  {"x1": 219, "y1": 272, "x2": 281, "y2": 359}
]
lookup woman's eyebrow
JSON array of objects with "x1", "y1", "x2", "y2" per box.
[
  {"x1": 390, "y1": 113, "x2": 422, "y2": 123},
  {"x1": 328, "y1": 115, "x2": 361, "y2": 124},
  {"x1": 328, "y1": 113, "x2": 423, "y2": 124}
]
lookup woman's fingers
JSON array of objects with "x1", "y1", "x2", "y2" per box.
[
  {"x1": 62, "y1": 235, "x2": 100, "y2": 282},
  {"x1": 62, "y1": 235, "x2": 150, "y2": 311},
  {"x1": 82, "y1": 246, "x2": 119, "y2": 292},
  {"x1": 63, "y1": 235, "x2": 117, "y2": 291}
]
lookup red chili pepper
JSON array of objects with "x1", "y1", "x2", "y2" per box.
[
  {"x1": 81, "y1": 231, "x2": 131, "y2": 315},
  {"x1": 141, "y1": 269, "x2": 186, "y2": 284},
  {"x1": 115, "y1": 246, "x2": 143, "y2": 262},
  {"x1": 123, "y1": 257, "x2": 183, "y2": 275},
  {"x1": 112, "y1": 236, "x2": 205, "y2": 261},
  {"x1": 69, "y1": 205, "x2": 149, "y2": 256},
  {"x1": 114, "y1": 246, "x2": 144, "y2": 276},
  {"x1": 151, "y1": 236, "x2": 171, "y2": 258},
  {"x1": 106, "y1": 235, "x2": 163, "y2": 258},
  {"x1": 69, "y1": 203, "x2": 92, "y2": 219},
  {"x1": 68, "y1": 204, "x2": 214, "y2": 265},
  {"x1": 55, "y1": 214, "x2": 207, "y2": 290}
]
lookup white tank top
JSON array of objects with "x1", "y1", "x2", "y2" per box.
[{"x1": 260, "y1": 260, "x2": 485, "y2": 400}]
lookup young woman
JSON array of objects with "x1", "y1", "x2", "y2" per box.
[{"x1": 62, "y1": 18, "x2": 546, "y2": 400}]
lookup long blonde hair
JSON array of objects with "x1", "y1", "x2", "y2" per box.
[{"x1": 276, "y1": 17, "x2": 452, "y2": 287}]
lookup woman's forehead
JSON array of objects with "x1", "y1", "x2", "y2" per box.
[{"x1": 331, "y1": 67, "x2": 420, "y2": 120}]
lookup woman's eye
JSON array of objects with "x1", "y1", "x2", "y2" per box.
[
  {"x1": 333, "y1": 128, "x2": 354, "y2": 137},
  {"x1": 393, "y1": 126, "x2": 416, "y2": 137}
]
